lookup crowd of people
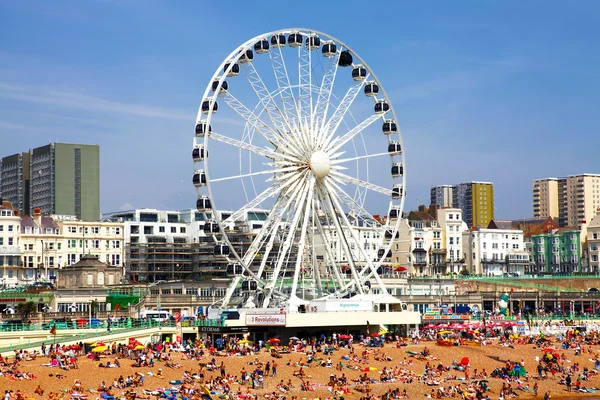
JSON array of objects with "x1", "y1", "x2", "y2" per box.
[{"x1": 3, "y1": 322, "x2": 600, "y2": 399}]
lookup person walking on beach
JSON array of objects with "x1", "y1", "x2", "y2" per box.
[
  {"x1": 271, "y1": 360, "x2": 277, "y2": 376},
  {"x1": 566, "y1": 374, "x2": 572, "y2": 391}
]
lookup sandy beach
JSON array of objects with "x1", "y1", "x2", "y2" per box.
[{"x1": 2, "y1": 335, "x2": 600, "y2": 400}]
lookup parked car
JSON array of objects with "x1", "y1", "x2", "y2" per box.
[{"x1": 42, "y1": 318, "x2": 74, "y2": 330}]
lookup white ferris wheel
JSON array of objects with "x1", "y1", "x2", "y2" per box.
[{"x1": 193, "y1": 29, "x2": 406, "y2": 311}]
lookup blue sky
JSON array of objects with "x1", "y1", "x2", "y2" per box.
[{"x1": 0, "y1": 1, "x2": 599, "y2": 218}]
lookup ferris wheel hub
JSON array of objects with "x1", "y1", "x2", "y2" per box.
[{"x1": 309, "y1": 150, "x2": 331, "y2": 179}]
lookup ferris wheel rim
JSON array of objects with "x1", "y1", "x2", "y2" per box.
[{"x1": 193, "y1": 28, "x2": 406, "y2": 307}]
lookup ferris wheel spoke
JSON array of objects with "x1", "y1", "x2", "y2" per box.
[
  {"x1": 331, "y1": 151, "x2": 391, "y2": 165},
  {"x1": 317, "y1": 77, "x2": 368, "y2": 150},
  {"x1": 242, "y1": 63, "x2": 293, "y2": 136},
  {"x1": 211, "y1": 166, "x2": 301, "y2": 183},
  {"x1": 329, "y1": 171, "x2": 393, "y2": 197},
  {"x1": 324, "y1": 180, "x2": 387, "y2": 292},
  {"x1": 220, "y1": 91, "x2": 283, "y2": 147},
  {"x1": 297, "y1": 44, "x2": 312, "y2": 128},
  {"x1": 312, "y1": 49, "x2": 341, "y2": 133},
  {"x1": 326, "y1": 114, "x2": 383, "y2": 153},
  {"x1": 208, "y1": 132, "x2": 283, "y2": 161},
  {"x1": 242, "y1": 173, "x2": 306, "y2": 268},
  {"x1": 269, "y1": 46, "x2": 300, "y2": 126},
  {"x1": 224, "y1": 183, "x2": 282, "y2": 224},
  {"x1": 326, "y1": 178, "x2": 382, "y2": 226}
]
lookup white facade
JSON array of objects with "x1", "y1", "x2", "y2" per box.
[
  {"x1": 463, "y1": 227, "x2": 529, "y2": 275},
  {"x1": 313, "y1": 215, "x2": 382, "y2": 273},
  {"x1": 436, "y1": 208, "x2": 469, "y2": 274},
  {"x1": 0, "y1": 204, "x2": 125, "y2": 286},
  {"x1": 0, "y1": 204, "x2": 23, "y2": 286},
  {"x1": 587, "y1": 210, "x2": 600, "y2": 273}
]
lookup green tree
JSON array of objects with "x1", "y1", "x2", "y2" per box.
[
  {"x1": 90, "y1": 300, "x2": 99, "y2": 317},
  {"x1": 17, "y1": 301, "x2": 37, "y2": 320},
  {"x1": 460, "y1": 267, "x2": 470, "y2": 276}
]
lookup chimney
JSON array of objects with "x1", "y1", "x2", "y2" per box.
[
  {"x1": 429, "y1": 203, "x2": 439, "y2": 220},
  {"x1": 418, "y1": 205, "x2": 426, "y2": 212},
  {"x1": 33, "y1": 207, "x2": 42, "y2": 226}
]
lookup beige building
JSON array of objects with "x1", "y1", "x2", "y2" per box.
[
  {"x1": 0, "y1": 206, "x2": 126, "y2": 286},
  {"x1": 532, "y1": 178, "x2": 559, "y2": 219},
  {"x1": 533, "y1": 174, "x2": 600, "y2": 228},
  {"x1": 58, "y1": 254, "x2": 122, "y2": 288}
]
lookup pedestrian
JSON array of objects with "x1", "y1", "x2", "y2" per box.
[{"x1": 271, "y1": 361, "x2": 277, "y2": 377}]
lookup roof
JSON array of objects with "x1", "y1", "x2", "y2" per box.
[
  {"x1": 487, "y1": 219, "x2": 514, "y2": 230},
  {"x1": 63, "y1": 254, "x2": 110, "y2": 269},
  {"x1": 350, "y1": 293, "x2": 402, "y2": 304},
  {"x1": 408, "y1": 211, "x2": 435, "y2": 222},
  {"x1": 20, "y1": 215, "x2": 60, "y2": 233}
]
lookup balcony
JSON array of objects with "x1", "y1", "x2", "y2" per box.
[
  {"x1": 481, "y1": 258, "x2": 505, "y2": 264},
  {"x1": 413, "y1": 260, "x2": 427, "y2": 266},
  {"x1": 431, "y1": 248, "x2": 447, "y2": 254}
]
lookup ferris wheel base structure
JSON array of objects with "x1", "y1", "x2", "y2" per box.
[{"x1": 216, "y1": 293, "x2": 421, "y2": 333}]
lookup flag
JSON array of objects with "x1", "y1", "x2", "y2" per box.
[
  {"x1": 114, "y1": 304, "x2": 121, "y2": 311},
  {"x1": 49, "y1": 324, "x2": 56, "y2": 335}
]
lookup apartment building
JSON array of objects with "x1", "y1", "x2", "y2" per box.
[
  {"x1": 533, "y1": 174, "x2": 600, "y2": 227},
  {"x1": 436, "y1": 208, "x2": 469, "y2": 275},
  {"x1": 530, "y1": 228, "x2": 581, "y2": 273},
  {"x1": 462, "y1": 222, "x2": 528, "y2": 276},
  {"x1": 0, "y1": 143, "x2": 100, "y2": 220},
  {"x1": 532, "y1": 178, "x2": 559, "y2": 219},
  {"x1": 0, "y1": 202, "x2": 124, "y2": 287},
  {"x1": 431, "y1": 182, "x2": 494, "y2": 228},
  {"x1": 430, "y1": 185, "x2": 453, "y2": 208}
]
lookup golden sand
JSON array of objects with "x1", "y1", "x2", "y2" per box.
[{"x1": 1, "y1": 341, "x2": 598, "y2": 399}]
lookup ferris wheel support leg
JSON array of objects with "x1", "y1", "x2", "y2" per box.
[
  {"x1": 262, "y1": 181, "x2": 310, "y2": 308},
  {"x1": 319, "y1": 186, "x2": 364, "y2": 295},
  {"x1": 221, "y1": 276, "x2": 242, "y2": 309},
  {"x1": 290, "y1": 178, "x2": 315, "y2": 299},
  {"x1": 324, "y1": 180, "x2": 387, "y2": 293},
  {"x1": 314, "y1": 210, "x2": 346, "y2": 294}
]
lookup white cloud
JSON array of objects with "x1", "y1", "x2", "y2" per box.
[{"x1": 0, "y1": 81, "x2": 190, "y2": 120}]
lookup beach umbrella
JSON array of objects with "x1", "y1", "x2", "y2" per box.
[
  {"x1": 338, "y1": 334, "x2": 351, "y2": 340},
  {"x1": 68, "y1": 344, "x2": 82, "y2": 350},
  {"x1": 134, "y1": 345, "x2": 145, "y2": 350},
  {"x1": 267, "y1": 338, "x2": 280, "y2": 343},
  {"x1": 437, "y1": 323, "x2": 449, "y2": 329},
  {"x1": 238, "y1": 339, "x2": 251, "y2": 344},
  {"x1": 369, "y1": 333, "x2": 380, "y2": 337},
  {"x1": 362, "y1": 367, "x2": 378, "y2": 372},
  {"x1": 92, "y1": 346, "x2": 107, "y2": 353},
  {"x1": 289, "y1": 336, "x2": 299, "y2": 340},
  {"x1": 92, "y1": 341, "x2": 106, "y2": 347},
  {"x1": 460, "y1": 357, "x2": 470, "y2": 366},
  {"x1": 423, "y1": 324, "x2": 436, "y2": 329},
  {"x1": 450, "y1": 323, "x2": 464, "y2": 330},
  {"x1": 439, "y1": 330, "x2": 453, "y2": 335}
]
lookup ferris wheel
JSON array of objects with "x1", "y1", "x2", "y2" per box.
[{"x1": 193, "y1": 29, "x2": 406, "y2": 310}]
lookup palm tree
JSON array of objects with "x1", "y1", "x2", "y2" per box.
[{"x1": 17, "y1": 301, "x2": 37, "y2": 321}]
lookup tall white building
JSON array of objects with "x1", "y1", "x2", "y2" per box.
[
  {"x1": 462, "y1": 223, "x2": 529, "y2": 276},
  {"x1": 436, "y1": 208, "x2": 469, "y2": 275}
]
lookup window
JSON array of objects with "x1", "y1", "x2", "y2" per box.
[
  {"x1": 570, "y1": 244, "x2": 576, "y2": 251},
  {"x1": 594, "y1": 233, "x2": 598, "y2": 239},
  {"x1": 512, "y1": 243, "x2": 519, "y2": 250},
  {"x1": 130, "y1": 225, "x2": 139, "y2": 234},
  {"x1": 92, "y1": 240, "x2": 100, "y2": 249},
  {"x1": 449, "y1": 226, "x2": 454, "y2": 232},
  {"x1": 449, "y1": 214, "x2": 454, "y2": 219},
  {"x1": 68, "y1": 226, "x2": 77, "y2": 233},
  {"x1": 91, "y1": 227, "x2": 99, "y2": 234},
  {"x1": 433, "y1": 231, "x2": 441, "y2": 239},
  {"x1": 180, "y1": 227, "x2": 186, "y2": 233},
  {"x1": 112, "y1": 240, "x2": 121, "y2": 249},
  {"x1": 159, "y1": 226, "x2": 165, "y2": 233},
  {"x1": 144, "y1": 226, "x2": 153, "y2": 235},
  {"x1": 185, "y1": 288, "x2": 197, "y2": 295},
  {"x1": 67, "y1": 254, "x2": 77, "y2": 265},
  {"x1": 449, "y1": 237, "x2": 454, "y2": 245},
  {"x1": 492, "y1": 243, "x2": 498, "y2": 249},
  {"x1": 111, "y1": 254, "x2": 121, "y2": 266},
  {"x1": 8, "y1": 225, "x2": 13, "y2": 232},
  {"x1": 0, "y1": 225, "x2": 3, "y2": 232},
  {"x1": 8, "y1": 238, "x2": 13, "y2": 245},
  {"x1": 171, "y1": 227, "x2": 176, "y2": 233}
]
